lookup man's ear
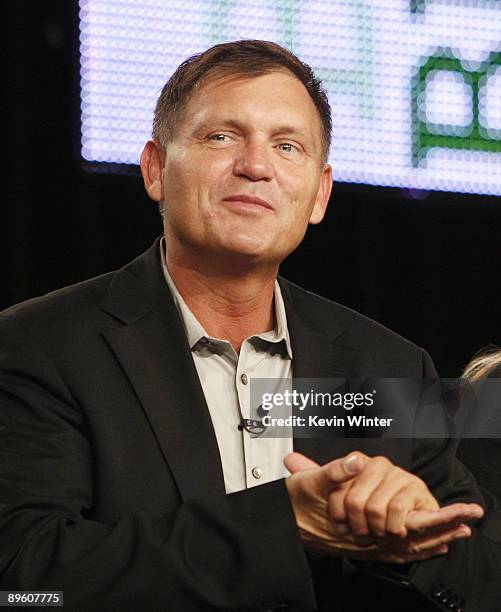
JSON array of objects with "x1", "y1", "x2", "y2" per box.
[
  {"x1": 309, "y1": 164, "x2": 333, "y2": 225},
  {"x1": 140, "y1": 140, "x2": 166, "y2": 202}
]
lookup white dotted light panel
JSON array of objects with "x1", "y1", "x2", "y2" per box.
[{"x1": 79, "y1": 0, "x2": 501, "y2": 195}]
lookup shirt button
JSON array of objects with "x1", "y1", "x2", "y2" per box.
[
  {"x1": 240, "y1": 372, "x2": 248, "y2": 385},
  {"x1": 252, "y1": 466, "x2": 263, "y2": 480}
]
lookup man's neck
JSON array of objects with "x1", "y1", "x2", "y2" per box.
[{"x1": 165, "y1": 245, "x2": 278, "y2": 354}]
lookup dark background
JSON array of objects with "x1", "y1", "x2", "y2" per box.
[{"x1": 4, "y1": 2, "x2": 501, "y2": 376}]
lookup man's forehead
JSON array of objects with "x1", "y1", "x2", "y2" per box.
[{"x1": 186, "y1": 69, "x2": 321, "y2": 130}]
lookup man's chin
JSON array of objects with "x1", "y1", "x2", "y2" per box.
[{"x1": 210, "y1": 241, "x2": 284, "y2": 269}]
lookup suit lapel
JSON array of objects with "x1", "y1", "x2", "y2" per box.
[
  {"x1": 279, "y1": 279, "x2": 364, "y2": 464},
  {"x1": 280, "y1": 279, "x2": 410, "y2": 465},
  {"x1": 101, "y1": 240, "x2": 225, "y2": 502}
]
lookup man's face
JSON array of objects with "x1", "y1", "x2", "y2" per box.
[{"x1": 145, "y1": 70, "x2": 332, "y2": 267}]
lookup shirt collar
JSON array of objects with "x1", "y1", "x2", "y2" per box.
[{"x1": 159, "y1": 238, "x2": 292, "y2": 358}]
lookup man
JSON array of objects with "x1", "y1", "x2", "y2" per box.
[{"x1": 0, "y1": 40, "x2": 499, "y2": 611}]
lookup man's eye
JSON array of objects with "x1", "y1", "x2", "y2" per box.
[
  {"x1": 209, "y1": 134, "x2": 230, "y2": 142},
  {"x1": 278, "y1": 143, "x2": 298, "y2": 153}
]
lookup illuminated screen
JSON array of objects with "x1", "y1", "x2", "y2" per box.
[{"x1": 79, "y1": 0, "x2": 501, "y2": 195}]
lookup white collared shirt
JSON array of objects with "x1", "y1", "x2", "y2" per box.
[{"x1": 160, "y1": 241, "x2": 293, "y2": 493}]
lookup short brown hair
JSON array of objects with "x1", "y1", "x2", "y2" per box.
[{"x1": 152, "y1": 39, "x2": 332, "y2": 163}]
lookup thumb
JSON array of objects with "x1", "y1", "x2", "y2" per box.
[
  {"x1": 284, "y1": 452, "x2": 320, "y2": 474},
  {"x1": 284, "y1": 452, "x2": 368, "y2": 492},
  {"x1": 321, "y1": 453, "x2": 367, "y2": 491}
]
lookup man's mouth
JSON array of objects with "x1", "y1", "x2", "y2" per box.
[{"x1": 222, "y1": 194, "x2": 274, "y2": 210}]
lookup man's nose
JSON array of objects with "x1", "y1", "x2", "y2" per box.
[{"x1": 232, "y1": 142, "x2": 274, "y2": 181}]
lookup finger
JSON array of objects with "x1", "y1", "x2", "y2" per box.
[
  {"x1": 342, "y1": 456, "x2": 393, "y2": 536},
  {"x1": 325, "y1": 453, "x2": 367, "y2": 479},
  {"x1": 316, "y1": 453, "x2": 368, "y2": 497},
  {"x1": 406, "y1": 502, "x2": 484, "y2": 532},
  {"x1": 384, "y1": 483, "x2": 439, "y2": 537},
  {"x1": 365, "y1": 476, "x2": 432, "y2": 538},
  {"x1": 284, "y1": 452, "x2": 368, "y2": 482},
  {"x1": 348, "y1": 542, "x2": 450, "y2": 564},
  {"x1": 407, "y1": 523, "x2": 471, "y2": 553},
  {"x1": 358, "y1": 527, "x2": 466, "y2": 564},
  {"x1": 327, "y1": 480, "x2": 352, "y2": 523},
  {"x1": 284, "y1": 452, "x2": 367, "y2": 502},
  {"x1": 375, "y1": 486, "x2": 413, "y2": 538},
  {"x1": 284, "y1": 452, "x2": 320, "y2": 474},
  {"x1": 328, "y1": 512, "x2": 376, "y2": 547},
  {"x1": 409, "y1": 543, "x2": 449, "y2": 562},
  {"x1": 387, "y1": 543, "x2": 450, "y2": 564}
]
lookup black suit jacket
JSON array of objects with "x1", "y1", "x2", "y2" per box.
[{"x1": 0, "y1": 238, "x2": 499, "y2": 611}]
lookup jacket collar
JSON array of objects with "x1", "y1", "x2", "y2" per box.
[{"x1": 101, "y1": 238, "x2": 226, "y2": 501}]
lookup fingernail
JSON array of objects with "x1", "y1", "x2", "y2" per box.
[
  {"x1": 357, "y1": 525, "x2": 370, "y2": 534},
  {"x1": 345, "y1": 454, "x2": 361, "y2": 474},
  {"x1": 453, "y1": 529, "x2": 469, "y2": 540},
  {"x1": 438, "y1": 545, "x2": 448, "y2": 554}
]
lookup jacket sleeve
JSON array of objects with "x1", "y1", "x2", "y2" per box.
[
  {"x1": 0, "y1": 320, "x2": 316, "y2": 611},
  {"x1": 407, "y1": 349, "x2": 501, "y2": 612}
]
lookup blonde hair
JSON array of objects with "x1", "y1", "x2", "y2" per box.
[{"x1": 462, "y1": 346, "x2": 501, "y2": 383}]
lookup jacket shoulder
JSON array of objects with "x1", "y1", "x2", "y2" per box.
[
  {"x1": 0, "y1": 271, "x2": 116, "y2": 342},
  {"x1": 280, "y1": 277, "x2": 423, "y2": 356}
]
